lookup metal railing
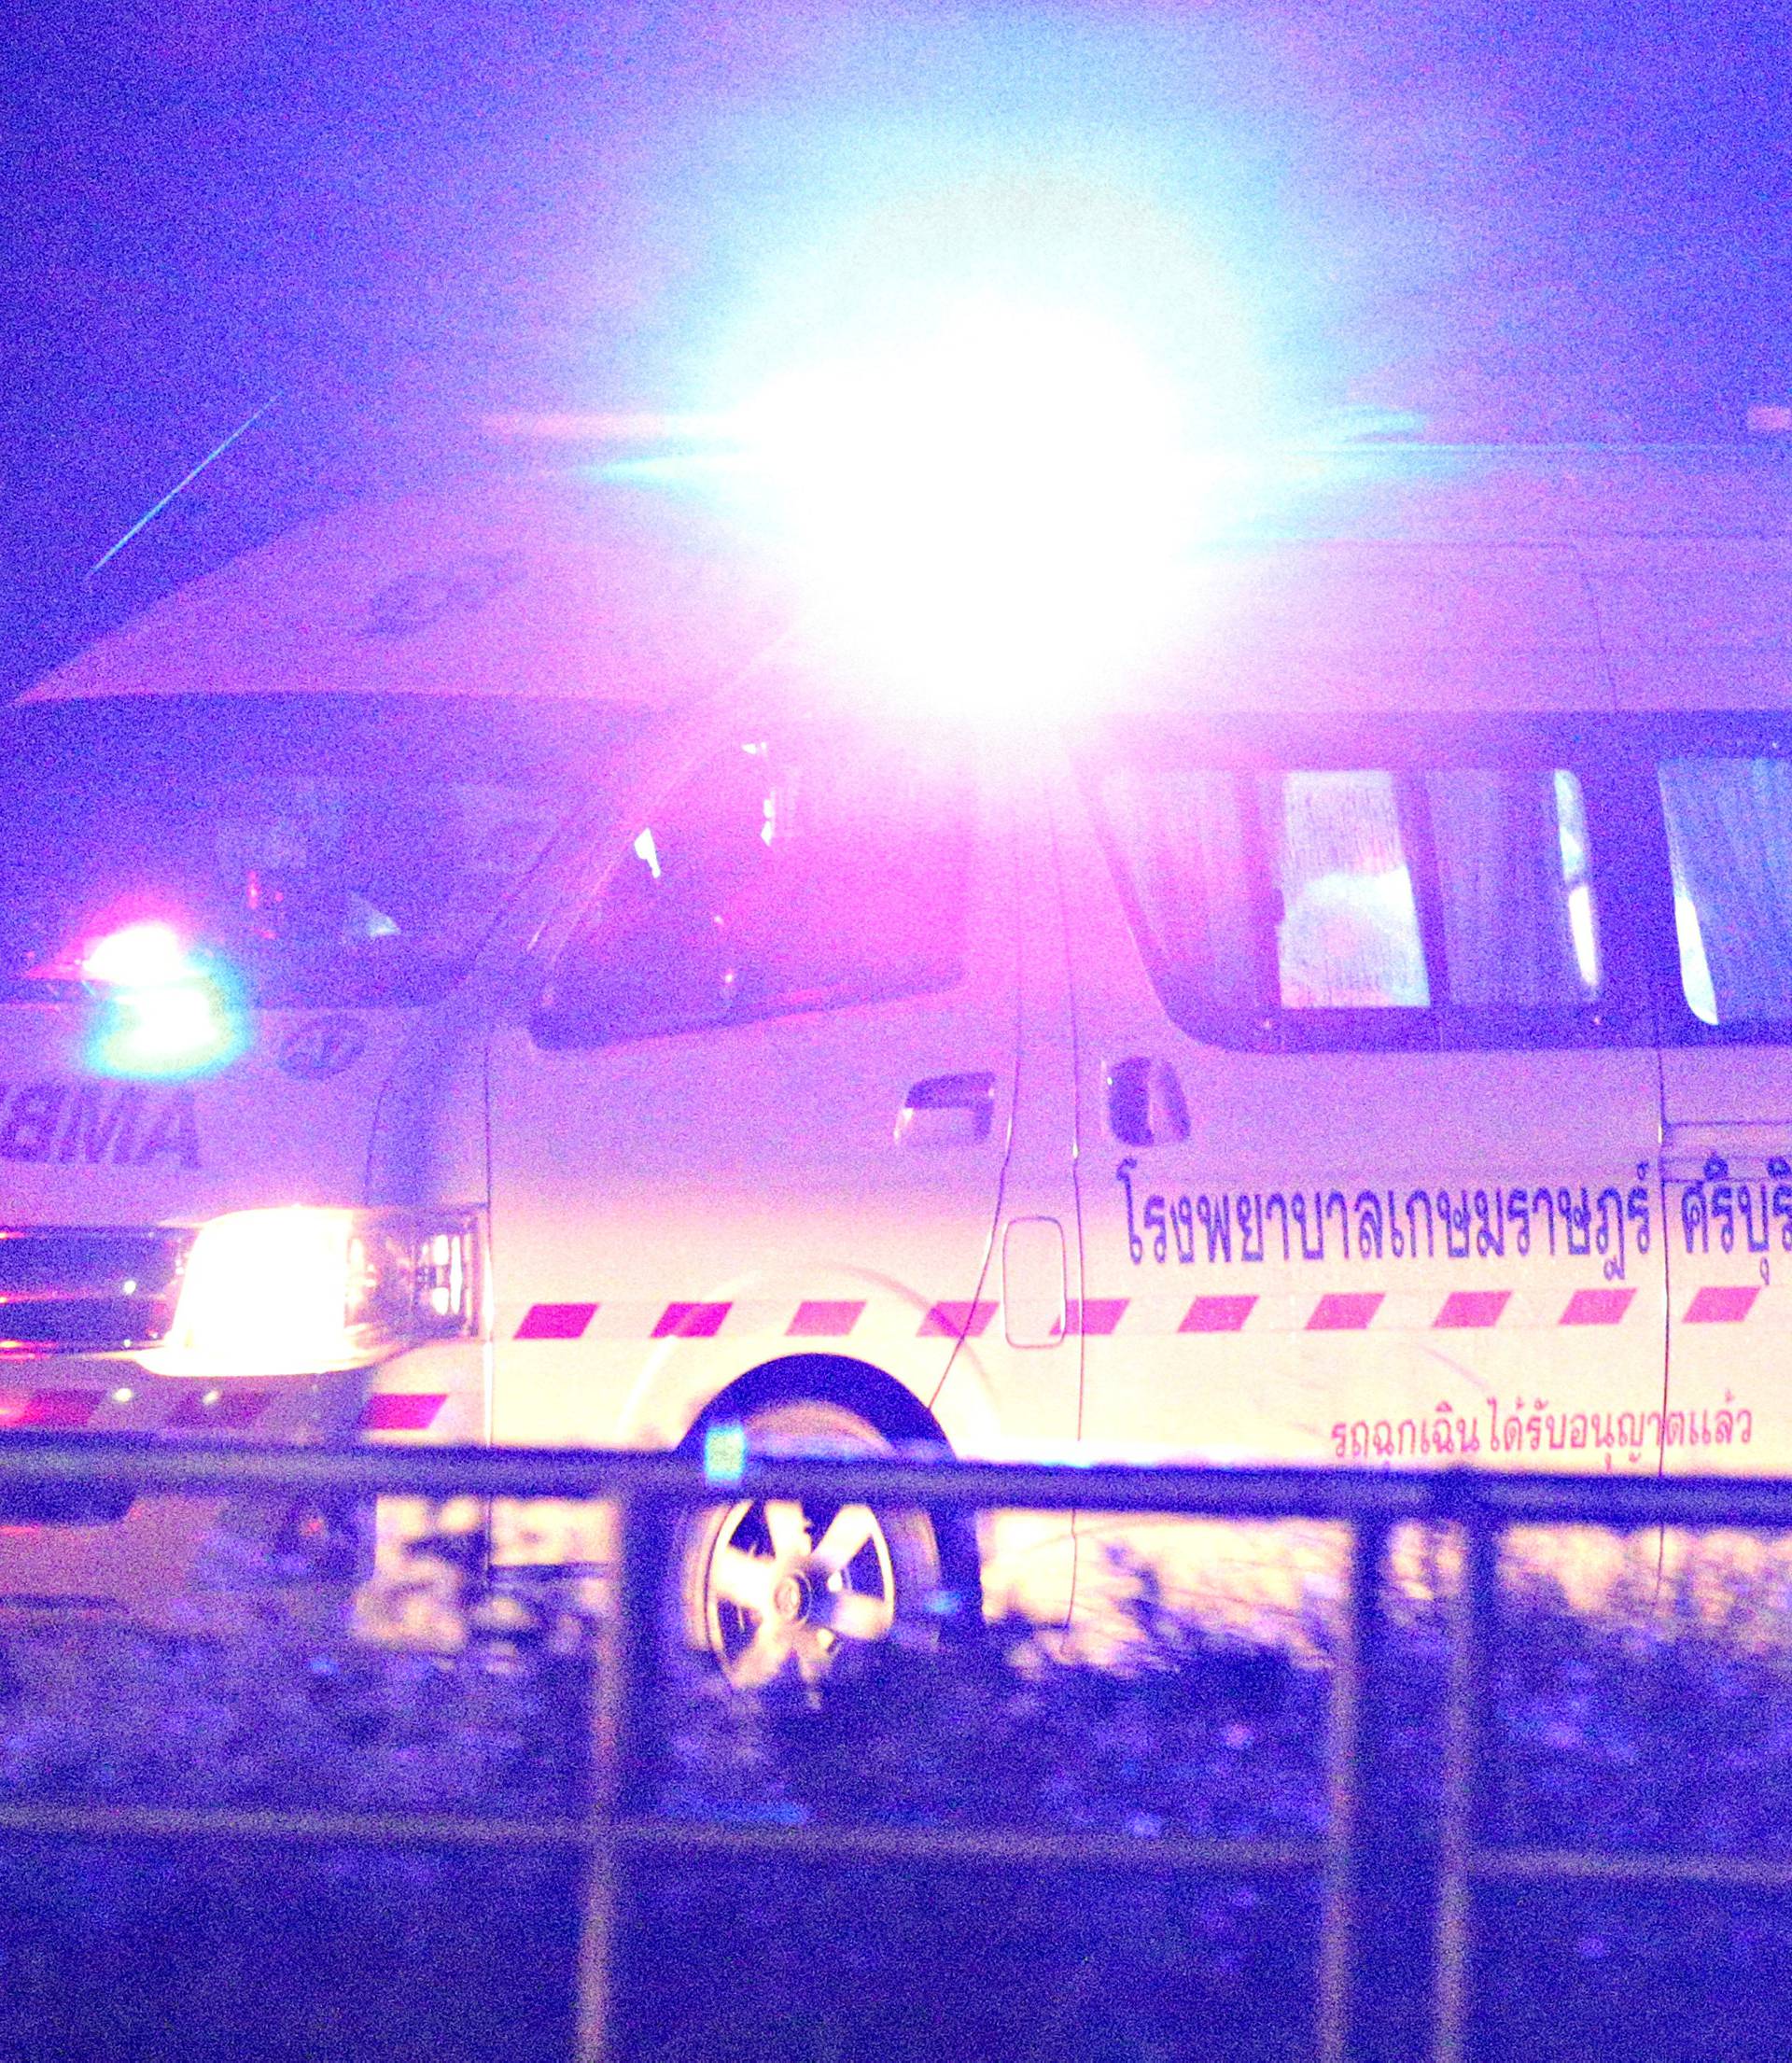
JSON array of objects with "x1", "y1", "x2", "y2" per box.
[{"x1": 4, "y1": 1434, "x2": 1792, "y2": 2060}]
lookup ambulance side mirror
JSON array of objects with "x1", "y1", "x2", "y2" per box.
[{"x1": 1106, "y1": 1057, "x2": 1191, "y2": 1147}]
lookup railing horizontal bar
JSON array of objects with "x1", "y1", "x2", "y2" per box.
[
  {"x1": 617, "y1": 1819, "x2": 1325, "y2": 1873},
  {"x1": 4, "y1": 1435, "x2": 1792, "y2": 1527},
  {"x1": 1471, "y1": 1847, "x2": 1792, "y2": 1889},
  {"x1": 0, "y1": 1796, "x2": 1323, "y2": 1876},
  {"x1": 0, "y1": 1800, "x2": 588, "y2": 1849}
]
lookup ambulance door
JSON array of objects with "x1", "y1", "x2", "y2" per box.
[
  {"x1": 1055, "y1": 714, "x2": 1668, "y2": 1610},
  {"x1": 483, "y1": 713, "x2": 1071, "y2": 1579},
  {"x1": 1653, "y1": 717, "x2": 1792, "y2": 1477}
]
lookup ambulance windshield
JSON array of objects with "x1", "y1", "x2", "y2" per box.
[{"x1": 0, "y1": 693, "x2": 646, "y2": 1008}]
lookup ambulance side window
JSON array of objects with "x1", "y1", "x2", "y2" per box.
[
  {"x1": 1659, "y1": 755, "x2": 1792, "y2": 1028},
  {"x1": 535, "y1": 730, "x2": 972, "y2": 1046},
  {"x1": 1095, "y1": 755, "x2": 1606, "y2": 1050},
  {"x1": 1268, "y1": 771, "x2": 1430, "y2": 1010},
  {"x1": 1427, "y1": 766, "x2": 1603, "y2": 1017}
]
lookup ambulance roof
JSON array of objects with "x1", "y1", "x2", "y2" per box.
[
  {"x1": 24, "y1": 470, "x2": 798, "y2": 710},
  {"x1": 25, "y1": 445, "x2": 1792, "y2": 720},
  {"x1": 1131, "y1": 444, "x2": 1792, "y2": 717}
]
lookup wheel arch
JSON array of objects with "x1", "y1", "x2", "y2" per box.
[{"x1": 678, "y1": 1352, "x2": 953, "y2": 1454}]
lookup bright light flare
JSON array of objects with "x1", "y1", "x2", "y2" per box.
[
  {"x1": 164, "y1": 1208, "x2": 363, "y2": 1378},
  {"x1": 81, "y1": 920, "x2": 191, "y2": 988},
  {"x1": 729, "y1": 296, "x2": 1246, "y2": 712},
  {"x1": 79, "y1": 920, "x2": 245, "y2": 1080}
]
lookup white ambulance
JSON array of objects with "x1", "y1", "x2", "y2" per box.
[{"x1": 2, "y1": 449, "x2": 1789, "y2": 1677}]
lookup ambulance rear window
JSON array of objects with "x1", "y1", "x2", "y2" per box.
[
  {"x1": 1095, "y1": 756, "x2": 1603, "y2": 1049},
  {"x1": 0, "y1": 693, "x2": 642, "y2": 1008}
]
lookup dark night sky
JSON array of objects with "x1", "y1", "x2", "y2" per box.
[{"x1": 5, "y1": 0, "x2": 1789, "y2": 692}]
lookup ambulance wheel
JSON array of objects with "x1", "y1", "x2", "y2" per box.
[{"x1": 671, "y1": 1396, "x2": 946, "y2": 1691}]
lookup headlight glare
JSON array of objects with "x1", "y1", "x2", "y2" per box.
[{"x1": 150, "y1": 1206, "x2": 483, "y2": 1379}]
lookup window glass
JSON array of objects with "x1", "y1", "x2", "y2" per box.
[
  {"x1": 1096, "y1": 769, "x2": 1264, "y2": 1016},
  {"x1": 1426, "y1": 767, "x2": 1601, "y2": 1008},
  {"x1": 0, "y1": 695, "x2": 635, "y2": 1008},
  {"x1": 1267, "y1": 771, "x2": 1428, "y2": 1008},
  {"x1": 1659, "y1": 757, "x2": 1792, "y2": 1025},
  {"x1": 1095, "y1": 752, "x2": 1603, "y2": 1046},
  {"x1": 540, "y1": 729, "x2": 971, "y2": 1044}
]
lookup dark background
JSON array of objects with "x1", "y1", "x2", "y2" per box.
[{"x1": 5, "y1": 0, "x2": 1788, "y2": 694}]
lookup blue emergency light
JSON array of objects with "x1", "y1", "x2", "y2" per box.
[{"x1": 83, "y1": 922, "x2": 245, "y2": 1080}]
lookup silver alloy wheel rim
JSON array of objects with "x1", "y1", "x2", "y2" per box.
[{"x1": 701, "y1": 1495, "x2": 899, "y2": 1688}]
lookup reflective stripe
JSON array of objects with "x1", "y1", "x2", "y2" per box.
[
  {"x1": 1434, "y1": 1290, "x2": 1510, "y2": 1329},
  {"x1": 1179, "y1": 1295, "x2": 1256, "y2": 1334},
  {"x1": 1684, "y1": 1284, "x2": 1760, "y2": 1325},
  {"x1": 1561, "y1": 1286, "x2": 1636, "y2": 1326},
  {"x1": 919, "y1": 1301, "x2": 997, "y2": 1340},
  {"x1": 653, "y1": 1301, "x2": 731, "y2": 1339},
  {"x1": 358, "y1": 1393, "x2": 446, "y2": 1432},
  {"x1": 1308, "y1": 1293, "x2": 1384, "y2": 1332},
  {"x1": 786, "y1": 1300, "x2": 865, "y2": 1338},
  {"x1": 507, "y1": 1285, "x2": 1665, "y2": 1340},
  {"x1": 1, "y1": 1390, "x2": 103, "y2": 1429},
  {"x1": 516, "y1": 1301, "x2": 599, "y2": 1340}
]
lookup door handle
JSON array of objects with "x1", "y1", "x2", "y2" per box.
[
  {"x1": 896, "y1": 1072, "x2": 996, "y2": 1148},
  {"x1": 1106, "y1": 1057, "x2": 1190, "y2": 1146}
]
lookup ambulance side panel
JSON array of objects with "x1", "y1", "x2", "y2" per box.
[{"x1": 1057, "y1": 540, "x2": 1668, "y2": 1627}]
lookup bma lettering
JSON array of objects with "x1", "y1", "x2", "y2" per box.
[
  {"x1": 134, "y1": 1088, "x2": 201, "y2": 1172},
  {"x1": 57, "y1": 1084, "x2": 147, "y2": 1166},
  {"x1": 0, "y1": 1080, "x2": 202, "y2": 1172},
  {"x1": 0, "y1": 1084, "x2": 69, "y2": 1161}
]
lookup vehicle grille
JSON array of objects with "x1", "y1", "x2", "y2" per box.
[{"x1": 0, "y1": 1228, "x2": 191, "y2": 1354}]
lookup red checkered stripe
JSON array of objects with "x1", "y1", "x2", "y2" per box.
[
  {"x1": 511, "y1": 1281, "x2": 1768, "y2": 1342},
  {"x1": 0, "y1": 1386, "x2": 447, "y2": 1436},
  {"x1": 3, "y1": 1283, "x2": 1758, "y2": 1442},
  {"x1": 512, "y1": 1298, "x2": 990, "y2": 1341},
  {"x1": 1153, "y1": 1284, "x2": 1766, "y2": 1330}
]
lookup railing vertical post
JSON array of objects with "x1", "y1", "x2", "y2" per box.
[
  {"x1": 1435, "y1": 1511, "x2": 1496, "y2": 2063},
  {"x1": 1318, "y1": 1513, "x2": 1390, "y2": 2063},
  {"x1": 573, "y1": 1490, "x2": 651, "y2": 2063}
]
